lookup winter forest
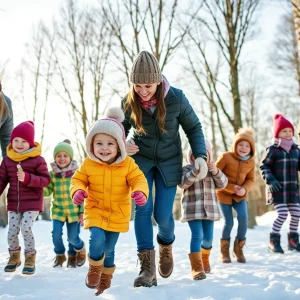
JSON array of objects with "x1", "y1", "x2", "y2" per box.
[{"x1": 0, "y1": 0, "x2": 300, "y2": 299}]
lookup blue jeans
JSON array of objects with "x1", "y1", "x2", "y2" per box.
[
  {"x1": 134, "y1": 167, "x2": 177, "y2": 251},
  {"x1": 188, "y1": 220, "x2": 214, "y2": 253},
  {"x1": 89, "y1": 227, "x2": 119, "y2": 268},
  {"x1": 219, "y1": 200, "x2": 248, "y2": 241},
  {"x1": 52, "y1": 220, "x2": 83, "y2": 255}
]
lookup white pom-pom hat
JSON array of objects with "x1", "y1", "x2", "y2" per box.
[{"x1": 86, "y1": 107, "x2": 127, "y2": 163}]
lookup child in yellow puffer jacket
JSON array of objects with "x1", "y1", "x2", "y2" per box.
[{"x1": 70, "y1": 107, "x2": 148, "y2": 296}]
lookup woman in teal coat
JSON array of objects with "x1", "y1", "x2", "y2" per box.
[{"x1": 122, "y1": 51, "x2": 207, "y2": 288}]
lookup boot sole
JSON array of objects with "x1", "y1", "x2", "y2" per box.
[
  {"x1": 158, "y1": 265, "x2": 173, "y2": 278},
  {"x1": 134, "y1": 279, "x2": 158, "y2": 288},
  {"x1": 268, "y1": 248, "x2": 284, "y2": 254},
  {"x1": 194, "y1": 274, "x2": 206, "y2": 280},
  {"x1": 4, "y1": 262, "x2": 21, "y2": 272}
]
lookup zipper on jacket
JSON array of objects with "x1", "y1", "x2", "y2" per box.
[
  {"x1": 153, "y1": 121, "x2": 159, "y2": 164},
  {"x1": 17, "y1": 162, "x2": 21, "y2": 213}
]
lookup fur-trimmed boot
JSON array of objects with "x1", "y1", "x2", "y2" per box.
[
  {"x1": 134, "y1": 250, "x2": 157, "y2": 288},
  {"x1": 188, "y1": 252, "x2": 206, "y2": 280},
  {"x1": 233, "y1": 237, "x2": 246, "y2": 263},
  {"x1": 220, "y1": 239, "x2": 231, "y2": 263},
  {"x1": 4, "y1": 247, "x2": 21, "y2": 272},
  {"x1": 201, "y1": 247, "x2": 211, "y2": 273},
  {"x1": 85, "y1": 254, "x2": 105, "y2": 289},
  {"x1": 22, "y1": 252, "x2": 36, "y2": 275},
  {"x1": 67, "y1": 254, "x2": 77, "y2": 268},
  {"x1": 53, "y1": 254, "x2": 66, "y2": 267},
  {"x1": 269, "y1": 233, "x2": 284, "y2": 254},
  {"x1": 95, "y1": 265, "x2": 116, "y2": 296},
  {"x1": 157, "y1": 235, "x2": 174, "y2": 278},
  {"x1": 75, "y1": 242, "x2": 86, "y2": 267},
  {"x1": 287, "y1": 232, "x2": 300, "y2": 251}
]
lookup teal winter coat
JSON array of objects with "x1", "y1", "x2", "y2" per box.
[{"x1": 122, "y1": 87, "x2": 206, "y2": 187}]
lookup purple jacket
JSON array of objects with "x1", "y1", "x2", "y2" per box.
[{"x1": 0, "y1": 156, "x2": 50, "y2": 213}]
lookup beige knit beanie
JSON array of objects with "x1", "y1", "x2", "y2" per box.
[
  {"x1": 130, "y1": 51, "x2": 163, "y2": 84},
  {"x1": 85, "y1": 107, "x2": 127, "y2": 164}
]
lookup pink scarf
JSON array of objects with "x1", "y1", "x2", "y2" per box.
[
  {"x1": 138, "y1": 76, "x2": 170, "y2": 115},
  {"x1": 273, "y1": 138, "x2": 294, "y2": 153}
]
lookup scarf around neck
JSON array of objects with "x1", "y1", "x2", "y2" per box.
[
  {"x1": 273, "y1": 137, "x2": 294, "y2": 153},
  {"x1": 138, "y1": 75, "x2": 170, "y2": 115},
  {"x1": 50, "y1": 160, "x2": 78, "y2": 178}
]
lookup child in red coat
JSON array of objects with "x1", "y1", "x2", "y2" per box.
[{"x1": 0, "y1": 121, "x2": 50, "y2": 275}]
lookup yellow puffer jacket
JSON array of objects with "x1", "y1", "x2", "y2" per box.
[{"x1": 70, "y1": 156, "x2": 148, "y2": 232}]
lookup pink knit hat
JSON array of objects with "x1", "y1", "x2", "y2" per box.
[
  {"x1": 10, "y1": 121, "x2": 35, "y2": 147},
  {"x1": 273, "y1": 114, "x2": 294, "y2": 138}
]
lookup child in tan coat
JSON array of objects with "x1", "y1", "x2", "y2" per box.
[{"x1": 216, "y1": 128, "x2": 255, "y2": 264}]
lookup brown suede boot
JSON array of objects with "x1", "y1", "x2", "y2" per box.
[
  {"x1": 4, "y1": 247, "x2": 21, "y2": 272},
  {"x1": 67, "y1": 254, "x2": 77, "y2": 268},
  {"x1": 157, "y1": 236, "x2": 174, "y2": 278},
  {"x1": 75, "y1": 242, "x2": 86, "y2": 267},
  {"x1": 22, "y1": 252, "x2": 36, "y2": 275},
  {"x1": 201, "y1": 247, "x2": 211, "y2": 273},
  {"x1": 220, "y1": 239, "x2": 231, "y2": 263},
  {"x1": 95, "y1": 265, "x2": 116, "y2": 296},
  {"x1": 53, "y1": 254, "x2": 67, "y2": 268},
  {"x1": 188, "y1": 252, "x2": 206, "y2": 280},
  {"x1": 134, "y1": 250, "x2": 157, "y2": 287},
  {"x1": 233, "y1": 237, "x2": 246, "y2": 263},
  {"x1": 85, "y1": 254, "x2": 105, "y2": 289}
]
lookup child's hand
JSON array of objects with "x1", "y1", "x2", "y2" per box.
[
  {"x1": 207, "y1": 161, "x2": 218, "y2": 175},
  {"x1": 234, "y1": 185, "x2": 246, "y2": 196},
  {"x1": 78, "y1": 213, "x2": 84, "y2": 226},
  {"x1": 191, "y1": 168, "x2": 200, "y2": 177},
  {"x1": 131, "y1": 191, "x2": 147, "y2": 206},
  {"x1": 73, "y1": 190, "x2": 88, "y2": 205},
  {"x1": 17, "y1": 170, "x2": 29, "y2": 183}
]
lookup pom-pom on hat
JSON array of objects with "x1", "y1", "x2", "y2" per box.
[
  {"x1": 86, "y1": 107, "x2": 127, "y2": 163},
  {"x1": 10, "y1": 121, "x2": 35, "y2": 147},
  {"x1": 130, "y1": 51, "x2": 163, "y2": 84},
  {"x1": 273, "y1": 113, "x2": 294, "y2": 138},
  {"x1": 53, "y1": 139, "x2": 74, "y2": 160}
]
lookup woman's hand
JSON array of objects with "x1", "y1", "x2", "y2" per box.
[{"x1": 126, "y1": 139, "x2": 139, "y2": 156}]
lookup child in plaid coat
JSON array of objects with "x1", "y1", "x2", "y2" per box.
[
  {"x1": 44, "y1": 139, "x2": 86, "y2": 268},
  {"x1": 179, "y1": 139, "x2": 228, "y2": 280},
  {"x1": 260, "y1": 114, "x2": 300, "y2": 254}
]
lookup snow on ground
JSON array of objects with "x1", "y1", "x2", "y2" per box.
[{"x1": 0, "y1": 211, "x2": 300, "y2": 300}]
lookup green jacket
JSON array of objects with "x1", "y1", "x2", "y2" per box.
[
  {"x1": 122, "y1": 86, "x2": 206, "y2": 187},
  {"x1": 44, "y1": 171, "x2": 83, "y2": 223}
]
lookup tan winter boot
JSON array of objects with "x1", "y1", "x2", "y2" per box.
[
  {"x1": 157, "y1": 236, "x2": 174, "y2": 278},
  {"x1": 134, "y1": 250, "x2": 157, "y2": 288},
  {"x1": 4, "y1": 247, "x2": 21, "y2": 272},
  {"x1": 188, "y1": 252, "x2": 206, "y2": 280},
  {"x1": 53, "y1": 254, "x2": 66, "y2": 267},
  {"x1": 233, "y1": 237, "x2": 246, "y2": 263},
  {"x1": 95, "y1": 265, "x2": 116, "y2": 296},
  {"x1": 201, "y1": 247, "x2": 211, "y2": 273},
  {"x1": 22, "y1": 252, "x2": 36, "y2": 275},
  {"x1": 67, "y1": 254, "x2": 77, "y2": 268},
  {"x1": 85, "y1": 254, "x2": 105, "y2": 289},
  {"x1": 220, "y1": 239, "x2": 231, "y2": 263},
  {"x1": 75, "y1": 242, "x2": 86, "y2": 267}
]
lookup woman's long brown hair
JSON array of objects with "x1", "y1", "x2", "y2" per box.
[
  {"x1": 0, "y1": 82, "x2": 10, "y2": 122},
  {"x1": 124, "y1": 83, "x2": 167, "y2": 135}
]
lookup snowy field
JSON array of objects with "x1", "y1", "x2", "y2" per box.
[{"x1": 0, "y1": 211, "x2": 299, "y2": 300}]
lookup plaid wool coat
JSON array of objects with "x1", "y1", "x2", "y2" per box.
[
  {"x1": 179, "y1": 164, "x2": 228, "y2": 222},
  {"x1": 260, "y1": 143, "x2": 300, "y2": 205},
  {"x1": 44, "y1": 171, "x2": 83, "y2": 223}
]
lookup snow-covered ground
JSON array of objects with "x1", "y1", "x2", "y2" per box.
[{"x1": 0, "y1": 211, "x2": 299, "y2": 300}]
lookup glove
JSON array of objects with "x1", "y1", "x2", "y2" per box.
[
  {"x1": 131, "y1": 191, "x2": 147, "y2": 206},
  {"x1": 194, "y1": 157, "x2": 208, "y2": 180},
  {"x1": 269, "y1": 180, "x2": 282, "y2": 193},
  {"x1": 73, "y1": 190, "x2": 88, "y2": 205}
]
